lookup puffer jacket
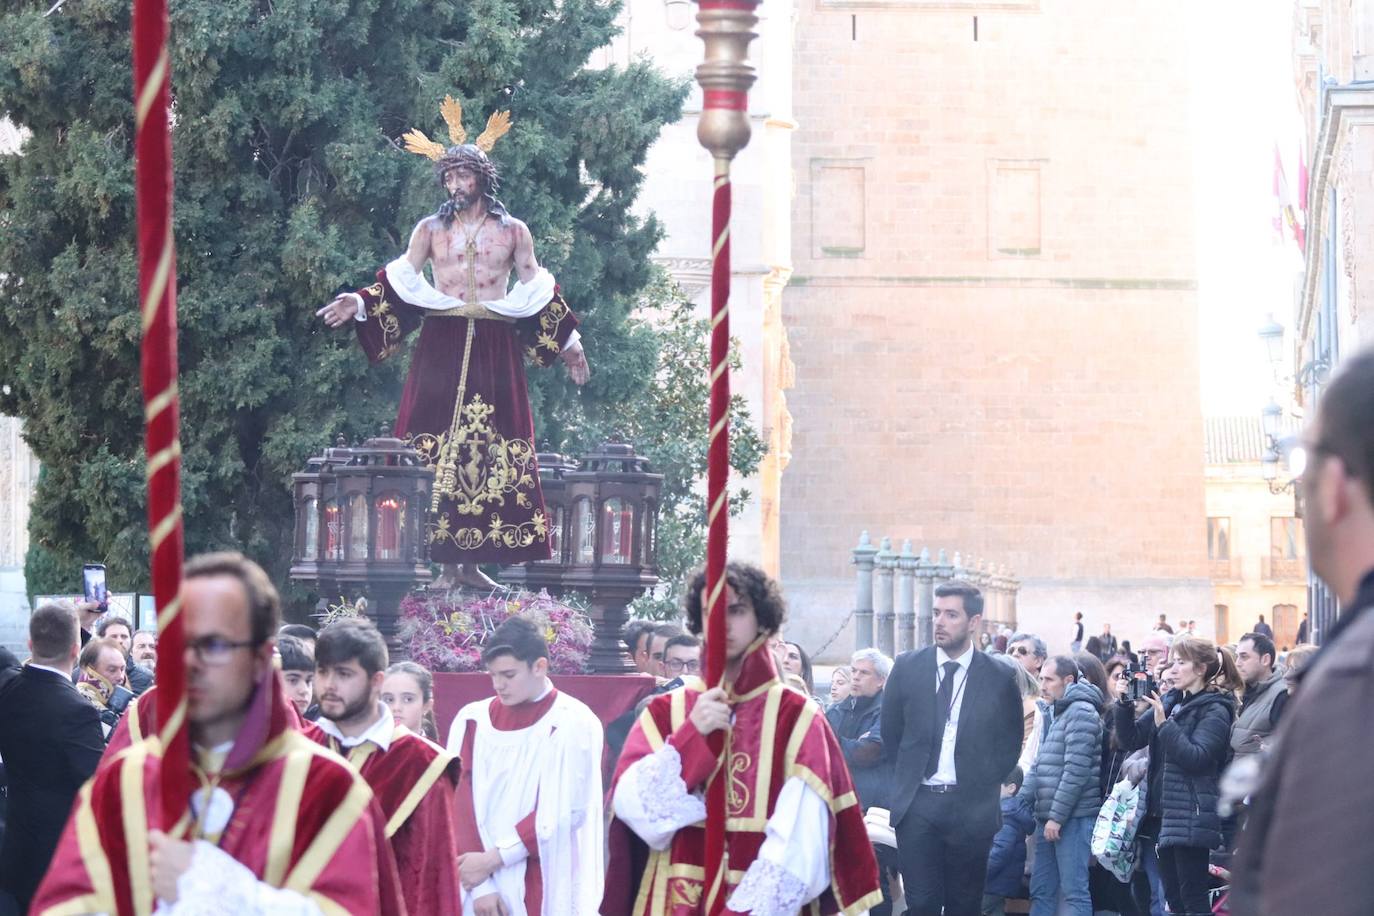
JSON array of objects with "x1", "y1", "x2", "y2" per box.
[
  {"x1": 1019, "y1": 680, "x2": 1104, "y2": 823},
  {"x1": 1115, "y1": 688, "x2": 1236, "y2": 850}
]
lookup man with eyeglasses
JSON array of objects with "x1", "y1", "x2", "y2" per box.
[
  {"x1": 661, "y1": 634, "x2": 701, "y2": 679},
  {"x1": 1140, "y1": 635, "x2": 1171, "y2": 679},
  {"x1": 645, "y1": 623, "x2": 684, "y2": 681},
  {"x1": 35, "y1": 551, "x2": 401, "y2": 914},
  {"x1": 1233, "y1": 346, "x2": 1374, "y2": 916}
]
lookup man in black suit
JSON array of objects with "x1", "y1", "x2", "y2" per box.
[
  {"x1": 881, "y1": 580, "x2": 1023, "y2": 916},
  {"x1": 0, "y1": 602, "x2": 105, "y2": 912}
]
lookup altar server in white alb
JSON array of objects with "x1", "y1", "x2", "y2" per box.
[{"x1": 446, "y1": 616, "x2": 605, "y2": 916}]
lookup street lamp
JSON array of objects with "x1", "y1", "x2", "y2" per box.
[
  {"x1": 290, "y1": 436, "x2": 434, "y2": 658},
  {"x1": 500, "y1": 440, "x2": 663, "y2": 672},
  {"x1": 1261, "y1": 399, "x2": 1283, "y2": 442},
  {"x1": 1257, "y1": 314, "x2": 1285, "y2": 379}
]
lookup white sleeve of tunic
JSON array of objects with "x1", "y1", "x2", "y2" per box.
[
  {"x1": 724, "y1": 777, "x2": 835, "y2": 916},
  {"x1": 534, "y1": 697, "x2": 605, "y2": 916},
  {"x1": 154, "y1": 841, "x2": 325, "y2": 915},
  {"x1": 612, "y1": 742, "x2": 708, "y2": 851}
]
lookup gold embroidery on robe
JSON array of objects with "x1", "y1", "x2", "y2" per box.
[
  {"x1": 727, "y1": 750, "x2": 752, "y2": 817},
  {"x1": 407, "y1": 396, "x2": 538, "y2": 516},
  {"x1": 667, "y1": 877, "x2": 702, "y2": 909},
  {"x1": 526, "y1": 296, "x2": 570, "y2": 364},
  {"x1": 406, "y1": 394, "x2": 547, "y2": 552},
  {"x1": 367, "y1": 284, "x2": 403, "y2": 361},
  {"x1": 427, "y1": 510, "x2": 549, "y2": 551}
]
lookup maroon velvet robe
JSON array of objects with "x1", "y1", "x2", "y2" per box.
[
  {"x1": 352, "y1": 269, "x2": 579, "y2": 565},
  {"x1": 313, "y1": 724, "x2": 461, "y2": 916}
]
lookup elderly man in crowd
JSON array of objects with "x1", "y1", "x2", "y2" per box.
[
  {"x1": 131, "y1": 628, "x2": 158, "y2": 672},
  {"x1": 826, "y1": 648, "x2": 897, "y2": 914},
  {"x1": 1008, "y1": 632, "x2": 1047, "y2": 678}
]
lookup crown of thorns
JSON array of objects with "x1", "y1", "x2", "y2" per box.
[{"x1": 401, "y1": 95, "x2": 512, "y2": 160}]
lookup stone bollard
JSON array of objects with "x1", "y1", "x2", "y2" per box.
[
  {"x1": 852, "y1": 531, "x2": 878, "y2": 650},
  {"x1": 874, "y1": 537, "x2": 896, "y2": 658}
]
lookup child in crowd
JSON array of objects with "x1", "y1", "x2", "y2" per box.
[{"x1": 983, "y1": 766, "x2": 1035, "y2": 916}]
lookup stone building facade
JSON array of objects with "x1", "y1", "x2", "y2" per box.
[
  {"x1": 778, "y1": 3, "x2": 1210, "y2": 655},
  {"x1": 1205, "y1": 417, "x2": 1309, "y2": 647},
  {"x1": 1287, "y1": 0, "x2": 1374, "y2": 641}
]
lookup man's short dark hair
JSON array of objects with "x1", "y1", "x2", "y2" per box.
[
  {"x1": 277, "y1": 634, "x2": 315, "y2": 673},
  {"x1": 684, "y1": 563, "x2": 786, "y2": 637},
  {"x1": 1003, "y1": 765, "x2": 1025, "y2": 793},
  {"x1": 651, "y1": 623, "x2": 684, "y2": 643},
  {"x1": 1316, "y1": 346, "x2": 1374, "y2": 509},
  {"x1": 30, "y1": 601, "x2": 79, "y2": 661},
  {"x1": 96, "y1": 616, "x2": 132, "y2": 638},
  {"x1": 481, "y1": 616, "x2": 550, "y2": 666},
  {"x1": 934, "y1": 579, "x2": 984, "y2": 617},
  {"x1": 185, "y1": 552, "x2": 280, "y2": 646},
  {"x1": 1046, "y1": 655, "x2": 1080, "y2": 682},
  {"x1": 664, "y1": 634, "x2": 701, "y2": 653},
  {"x1": 278, "y1": 623, "x2": 318, "y2": 643},
  {"x1": 315, "y1": 618, "x2": 389, "y2": 677},
  {"x1": 1239, "y1": 632, "x2": 1277, "y2": 667}
]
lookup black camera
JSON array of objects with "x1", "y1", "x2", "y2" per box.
[{"x1": 1125, "y1": 662, "x2": 1157, "y2": 702}]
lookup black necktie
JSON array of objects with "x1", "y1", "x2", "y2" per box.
[{"x1": 925, "y1": 661, "x2": 962, "y2": 777}]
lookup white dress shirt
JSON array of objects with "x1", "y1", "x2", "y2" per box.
[{"x1": 923, "y1": 644, "x2": 975, "y2": 786}]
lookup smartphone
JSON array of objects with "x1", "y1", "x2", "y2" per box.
[{"x1": 82, "y1": 563, "x2": 108, "y2": 612}]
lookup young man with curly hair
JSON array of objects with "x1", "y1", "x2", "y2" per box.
[{"x1": 603, "y1": 562, "x2": 881, "y2": 915}]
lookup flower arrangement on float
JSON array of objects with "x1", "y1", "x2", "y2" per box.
[{"x1": 398, "y1": 588, "x2": 594, "y2": 674}]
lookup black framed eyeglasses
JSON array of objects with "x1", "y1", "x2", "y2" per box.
[
  {"x1": 665, "y1": 658, "x2": 700, "y2": 674},
  {"x1": 1011, "y1": 646, "x2": 1030, "y2": 656},
  {"x1": 185, "y1": 636, "x2": 258, "y2": 664}
]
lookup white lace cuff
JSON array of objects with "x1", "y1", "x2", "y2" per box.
[
  {"x1": 612, "y1": 742, "x2": 707, "y2": 850},
  {"x1": 155, "y1": 841, "x2": 325, "y2": 915},
  {"x1": 637, "y1": 743, "x2": 707, "y2": 831},
  {"x1": 725, "y1": 859, "x2": 810, "y2": 916}
]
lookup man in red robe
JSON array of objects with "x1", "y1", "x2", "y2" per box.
[
  {"x1": 312, "y1": 618, "x2": 461, "y2": 916},
  {"x1": 317, "y1": 100, "x2": 587, "y2": 590},
  {"x1": 603, "y1": 563, "x2": 883, "y2": 916},
  {"x1": 31, "y1": 552, "x2": 402, "y2": 916}
]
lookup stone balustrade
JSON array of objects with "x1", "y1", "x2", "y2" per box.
[{"x1": 851, "y1": 531, "x2": 1019, "y2": 655}]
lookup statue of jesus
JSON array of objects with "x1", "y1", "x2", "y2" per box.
[{"x1": 317, "y1": 99, "x2": 589, "y2": 590}]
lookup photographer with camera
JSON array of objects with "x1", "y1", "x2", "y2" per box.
[{"x1": 74, "y1": 637, "x2": 134, "y2": 739}]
